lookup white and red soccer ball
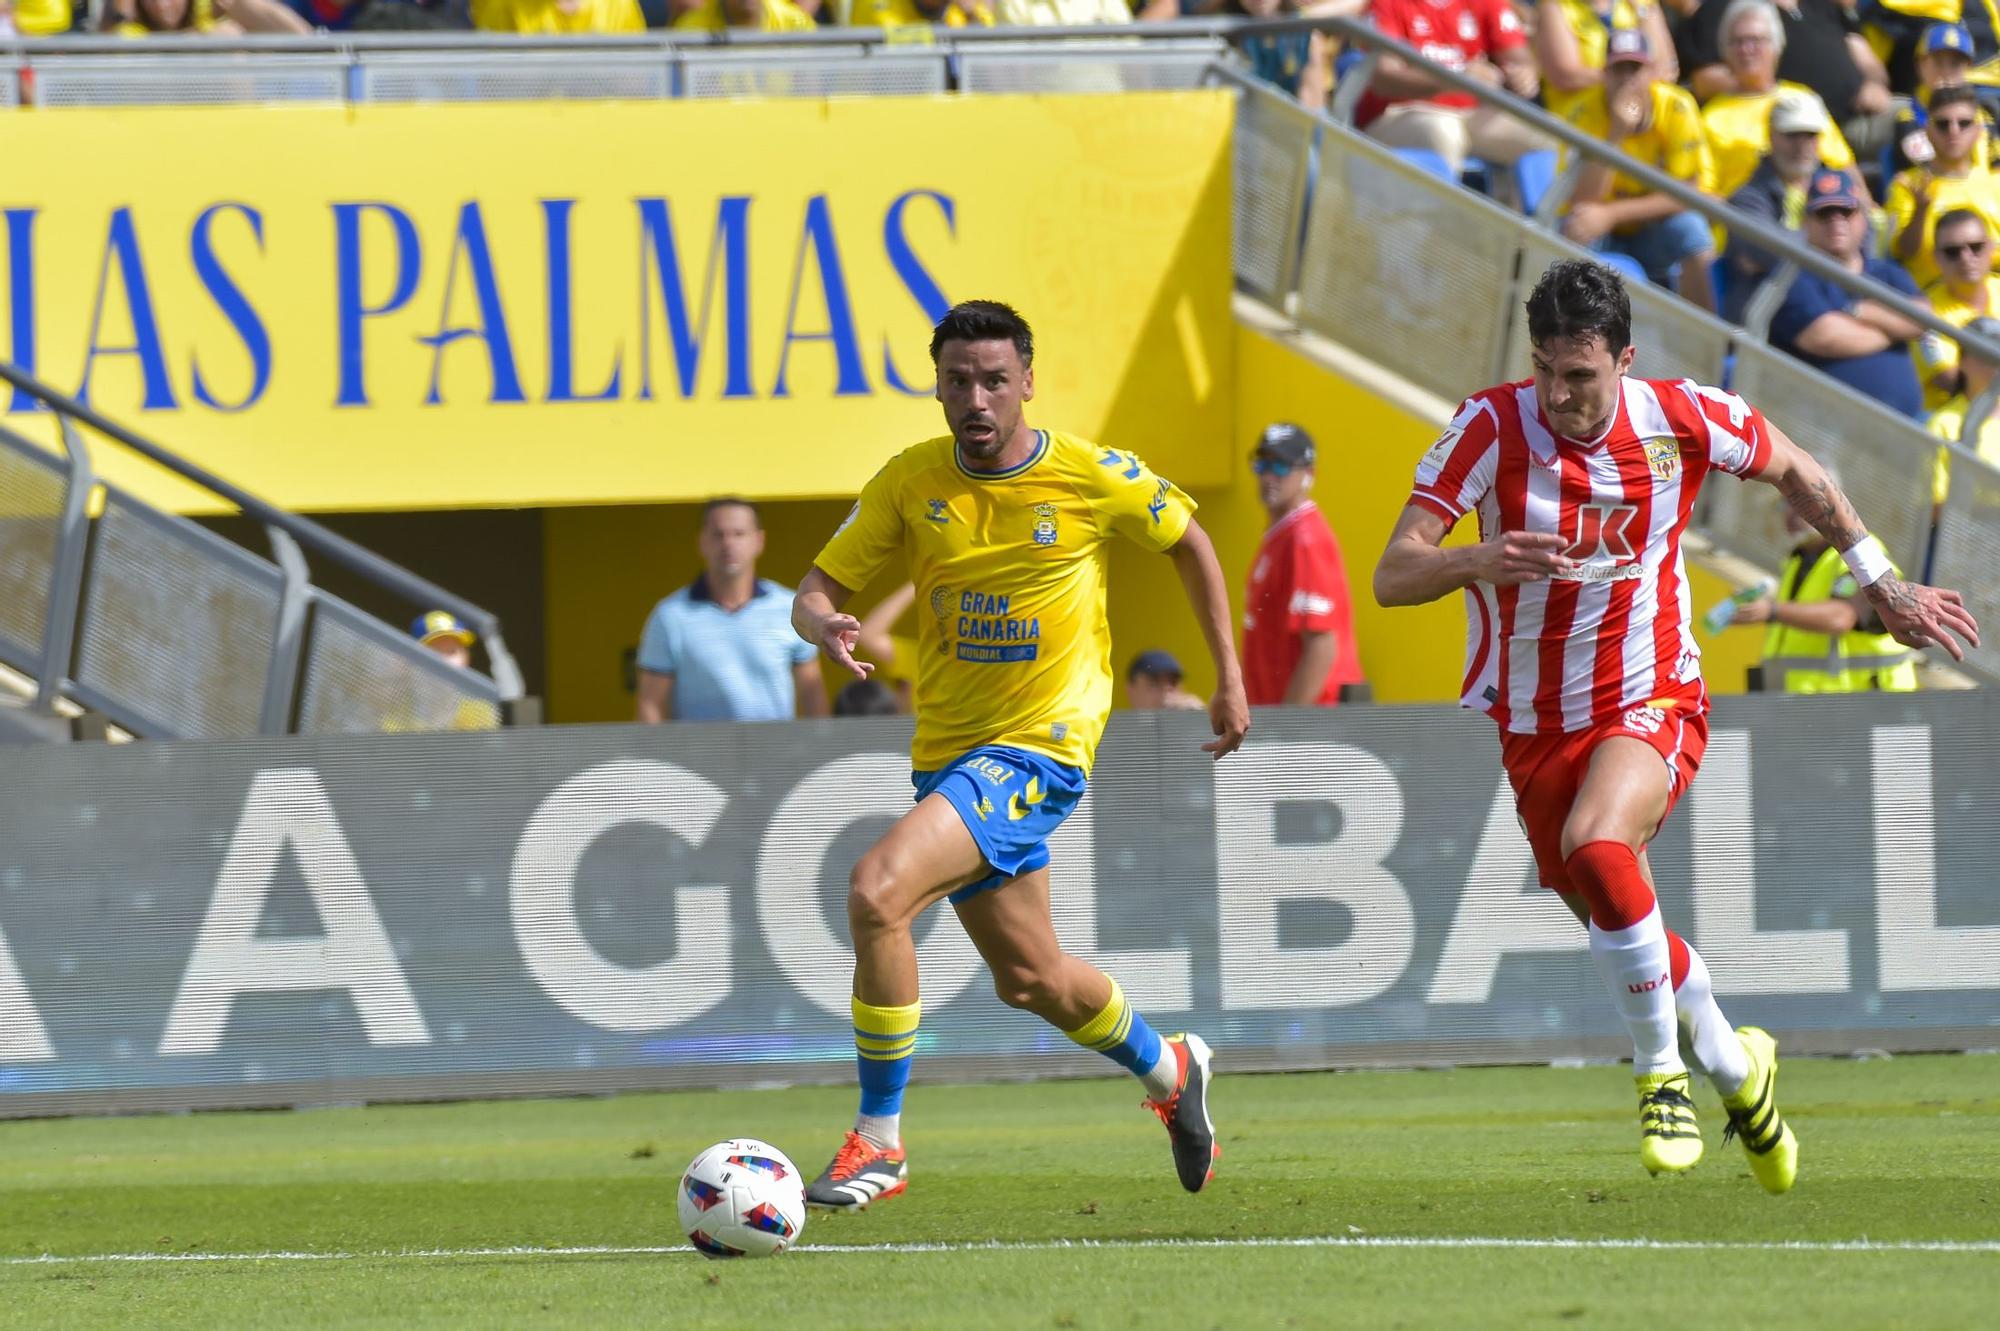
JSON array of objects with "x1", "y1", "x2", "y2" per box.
[{"x1": 677, "y1": 1138, "x2": 807, "y2": 1259}]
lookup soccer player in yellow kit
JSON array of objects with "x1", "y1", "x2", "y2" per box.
[{"x1": 791, "y1": 301, "x2": 1251, "y2": 1211}]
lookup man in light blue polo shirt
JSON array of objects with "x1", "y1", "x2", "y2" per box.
[{"x1": 636, "y1": 498, "x2": 826, "y2": 722}]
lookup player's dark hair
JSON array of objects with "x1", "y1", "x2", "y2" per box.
[
  {"x1": 1525, "y1": 259, "x2": 1632, "y2": 357},
  {"x1": 1930, "y1": 84, "x2": 1981, "y2": 115},
  {"x1": 704, "y1": 496, "x2": 761, "y2": 528},
  {"x1": 930, "y1": 300, "x2": 1034, "y2": 367},
  {"x1": 1935, "y1": 206, "x2": 1989, "y2": 239}
]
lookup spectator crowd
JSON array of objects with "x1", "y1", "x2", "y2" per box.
[{"x1": 1310, "y1": 0, "x2": 2000, "y2": 465}]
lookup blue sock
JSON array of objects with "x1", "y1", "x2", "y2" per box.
[
  {"x1": 1064, "y1": 978, "x2": 1165, "y2": 1078},
  {"x1": 853, "y1": 995, "x2": 920, "y2": 1118}
]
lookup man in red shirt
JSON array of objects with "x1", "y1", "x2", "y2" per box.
[
  {"x1": 1373, "y1": 258, "x2": 1979, "y2": 1189},
  {"x1": 1242, "y1": 424, "x2": 1367, "y2": 707},
  {"x1": 1358, "y1": 0, "x2": 1548, "y2": 179}
]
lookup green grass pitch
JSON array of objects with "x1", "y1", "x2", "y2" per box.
[{"x1": 0, "y1": 1054, "x2": 1994, "y2": 1329}]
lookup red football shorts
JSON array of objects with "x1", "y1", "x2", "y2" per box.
[{"x1": 1499, "y1": 698, "x2": 1710, "y2": 895}]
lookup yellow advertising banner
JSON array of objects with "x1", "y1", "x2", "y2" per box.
[{"x1": 0, "y1": 92, "x2": 1234, "y2": 514}]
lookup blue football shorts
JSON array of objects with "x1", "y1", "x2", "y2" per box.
[{"x1": 910, "y1": 745, "x2": 1088, "y2": 904}]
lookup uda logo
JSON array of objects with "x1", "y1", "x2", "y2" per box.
[{"x1": 1031, "y1": 501, "x2": 1059, "y2": 546}]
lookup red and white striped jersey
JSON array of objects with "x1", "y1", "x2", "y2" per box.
[{"x1": 1408, "y1": 375, "x2": 1774, "y2": 735}]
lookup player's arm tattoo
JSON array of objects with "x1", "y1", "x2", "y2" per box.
[
  {"x1": 1776, "y1": 469, "x2": 1867, "y2": 551},
  {"x1": 1778, "y1": 467, "x2": 1922, "y2": 616}
]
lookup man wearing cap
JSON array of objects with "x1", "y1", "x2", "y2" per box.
[
  {"x1": 1883, "y1": 23, "x2": 1995, "y2": 181},
  {"x1": 1558, "y1": 29, "x2": 1718, "y2": 312},
  {"x1": 1242, "y1": 423, "x2": 1365, "y2": 708},
  {"x1": 384, "y1": 611, "x2": 501, "y2": 733},
  {"x1": 1914, "y1": 207, "x2": 2000, "y2": 413},
  {"x1": 1888, "y1": 84, "x2": 2000, "y2": 289},
  {"x1": 1770, "y1": 166, "x2": 1926, "y2": 418},
  {"x1": 1721, "y1": 88, "x2": 1833, "y2": 323},
  {"x1": 413, "y1": 609, "x2": 477, "y2": 671},
  {"x1": 1125, "y1": 649, "x2": 1205, "y2": 711},
  {"x1": 636, "y1": 497, "x2": 826, "y2": 724}
]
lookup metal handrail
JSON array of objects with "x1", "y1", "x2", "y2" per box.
[
  {"x1": 0, "y1": 362, "x2": 525, "y2": 703},
  {"x1": 1277, "y1": 16, "x2": 2000, "y2": 375}
]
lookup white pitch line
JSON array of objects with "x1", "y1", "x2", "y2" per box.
[{"x1": 4, "y1": 1235, "x2": 1998, "y2": 1267}]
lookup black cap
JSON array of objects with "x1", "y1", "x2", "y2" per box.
[
  {"x1": 1127, "y1": 649, "x2": 1184, "y2": 682},
  {"x1": 1253, "y1": 422, "x2": 1315, "y2": 466}
]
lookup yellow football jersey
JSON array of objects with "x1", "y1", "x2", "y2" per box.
[{"x1": 813, "y1": 429, "x2": 1196, "y2": 774}]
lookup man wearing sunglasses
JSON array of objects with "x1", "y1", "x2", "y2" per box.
[
  {"x1": 1241, "y1": 423, "x2": 1366, "y2": 708},
  {"x1": 1888, "y1": 84, "x2": 2000, "y2": 289},
  {"x1": 1914, "y1": 207, "x2": 2000, "y2": 413},
  {"x1": 1771, "y1": 166, "x2": 1925, "y2": 420}
]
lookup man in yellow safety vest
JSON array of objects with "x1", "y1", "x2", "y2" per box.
[{"x1": 1729, "y1": 508, "x2": 1922, "y2": 692}]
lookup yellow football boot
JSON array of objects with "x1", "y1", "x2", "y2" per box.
[
  {"x1": 1722, "y1": 1026, "x2": 1799, "y2": 1195},
  {"x1": 1636, "y1": 1070, "x2": 1704, "y2": 1176}
]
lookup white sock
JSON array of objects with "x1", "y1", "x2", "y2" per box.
[
  {"x1": 1138, "y1": 1041, "x2": 1181, "y2": 1102},
  {"x1": 1674, "y1": 941, "x2": 1749, "y2": 1097},
  {"x1": 1589, "y1": 907, "x2": 1685, "y2": 1076},
  {"x1": 855, "y1": 1112, "x2": 900, "y2": 1149}
]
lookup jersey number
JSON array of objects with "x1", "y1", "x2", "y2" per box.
[{"x1": 1565, "y1": 503, "x2": 1640, "y2": 563}]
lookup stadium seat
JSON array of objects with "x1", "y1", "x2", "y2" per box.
[
  {"x1": 1595, "y1": 251, "x2": 1649, "y2": 285},
  {"x1": 1392, "y1": 147, "x2": 1457, "y2": 183},
  {"x1": 1513, "y1": 151, "x2": 1558, "y2": 217}
]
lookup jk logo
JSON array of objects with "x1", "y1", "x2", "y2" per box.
[{"x1": 1565, "y1": 503, "x2": 1640, "y2": 562}]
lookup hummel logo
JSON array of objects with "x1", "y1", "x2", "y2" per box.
[
  {"x1": 1007, "y1": 776, "x2": 1047, "y2": 821},
  {"x1": 925, "y1": 499, "x2": 950, "y2": 525}
]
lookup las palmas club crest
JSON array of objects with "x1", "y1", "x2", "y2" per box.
[{"x1": 1032, "y1": 502, "x2": 1059, "y2": 546}]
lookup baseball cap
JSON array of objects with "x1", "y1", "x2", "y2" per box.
[
  {"x1": 1127, "y1": 649, "x2": 1184, "y2": 683},
  {"x1": 1252, "y1": 422, "x2": 1315, "y2": 466},
  {"x1": 1768, "y1": 88, "x2": 1830, "y2": 136},
  {"x1": 1923, "y1": 22, "x2": 1974, "y2": 58},
  {"x1": 1604, "y1": 28, "x2": 1649, "y2": 65},
  {"x1": 1805, "y1": 167, "x2": 1863, "y2": 212},
  {"x1": 411, "y1": 609, "x2": 475, "y2": 647}
]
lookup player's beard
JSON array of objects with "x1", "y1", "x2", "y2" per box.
[{"x1": 956, "y1": 415, "x2": 1008, "y2": 460}]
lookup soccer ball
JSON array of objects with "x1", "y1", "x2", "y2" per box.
[{"x1": 676, "y1": 1138, "x2": 807, "y2": 1259}]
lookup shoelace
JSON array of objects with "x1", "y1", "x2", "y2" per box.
[
  {"x1": 829, "y1": 1131, "x2": 883, "y2": 1179},
  {"x1": 1143, "y1": 1092, "x2": 1180, "y2": 1126},
  {"x1": 1639, "y1": 1081, "x2": 1698, "y2": 1130}
]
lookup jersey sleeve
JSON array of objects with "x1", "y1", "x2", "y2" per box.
[
  {"x1": 1088, "y1": 446, "x2": 1197, "y2": 553},
  {"x1": 1409, "y1": 395, "x2": 1500, "y2": 526},
  {"x1": 1666, "y1": 380, "x2": 1773, "y2": 478},
  {"x1": 1482, "y1": 0, "x2": 1526, "y2": 52},
  {"x1": 814, "y1": 464, "x2": 905, "y2": 592}
]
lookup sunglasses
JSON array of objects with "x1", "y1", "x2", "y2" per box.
[
  {"x1": 1251, "y1": 456, "x2": 1299, "y2": 477},
  {"x1": 1941, "y1": 240, "x2": 1991, "y2": 259},
  {"x1": 1934, "y1": 117, "x2": 1980, "y2": 130}
]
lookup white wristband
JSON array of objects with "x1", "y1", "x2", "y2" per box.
[{"x1": 1842, "y1": 535, "x2": 1894, "y2": 588}]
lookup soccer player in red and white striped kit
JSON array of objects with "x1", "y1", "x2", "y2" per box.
[{"x1": 1374, "y1": 260, "x2": 1980, "y2": 1188}]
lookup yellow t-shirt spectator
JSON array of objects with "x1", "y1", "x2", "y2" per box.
[
  {"x1": 1703, "y1": 81, "x2": 1856, "y2": 200},
  {"x1": 113, "y1": 0, "x2": 217, "y2": 33},
  {"x1": 675, "y1": 0, "x2": 819, "y2": 31},
  {"x1": 1562, "y1": 81, "x2": 1714, "y2": 211},
  {"x1": 1885, "y1": 167, "x2": 2000, "y2": 289},
  {"x1": 473, "y1": 0, "x2": 643, "y2": 32},
  {"x1": 16, "y1": 0, "x2": 74, "y2": 35},
  {"x1": 1542, "y1": 0, "x2": 1649, "y2": 126},
  {"x1": 1926, "y1": 397, "x2": 2000, "y2": 504},
  {"x1": 851, "y1": 0, "x2": 992, "y2": 25},
  {"x1": 1913, "y1": 275, "x2": 2000, "y2": 412}
]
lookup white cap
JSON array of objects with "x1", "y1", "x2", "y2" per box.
[{"x1": 1770, "y1": 88, "x2": 1830, "y2": 136}]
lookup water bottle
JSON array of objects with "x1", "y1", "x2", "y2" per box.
[{"x1": 1701, "y1": 577, "x2": 1778, "y2": 635}]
